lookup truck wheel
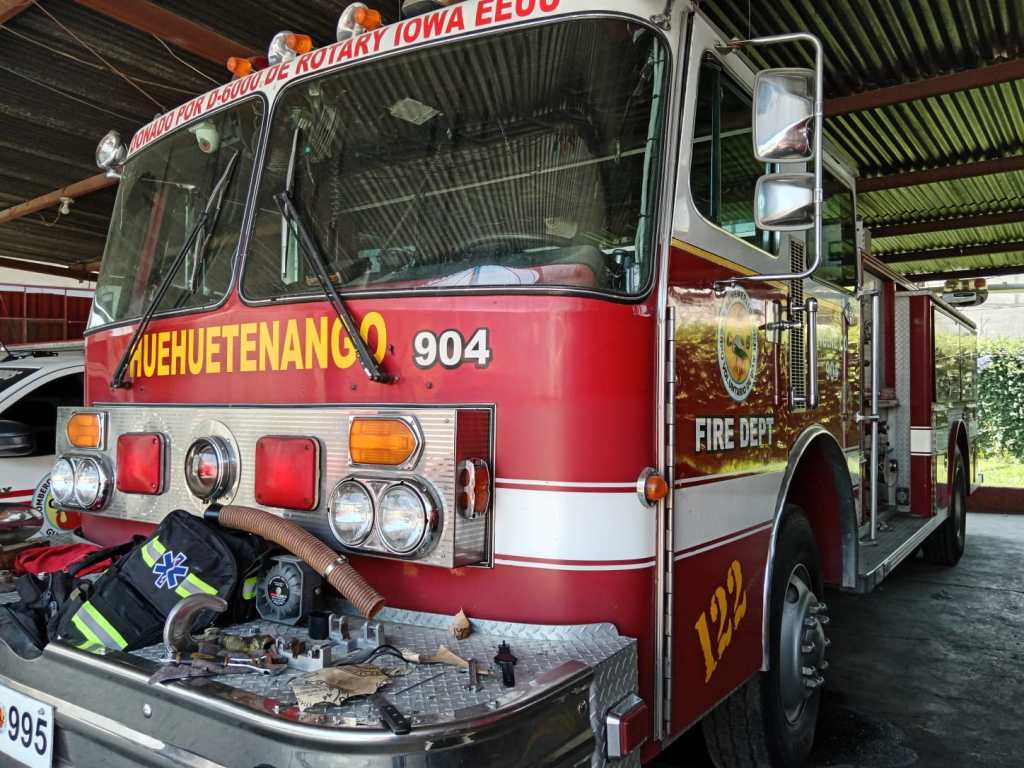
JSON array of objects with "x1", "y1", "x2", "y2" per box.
[
  {"x1": 702, "y1": 506, "x2": 828, "y2": 768},
  {"x1": 922, "y1": 451, "x2": 967, "y2": 566}
]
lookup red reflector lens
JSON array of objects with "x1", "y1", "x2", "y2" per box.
[
  {"x1": 116, "y1": 433, "x2": 165, "y2": 495},
  {"x1": 606, "y1": 695, "x2": 650, "y2": 758},
  {"x1": 254, "y1": 436, "x2": 320, "y2": 511}
]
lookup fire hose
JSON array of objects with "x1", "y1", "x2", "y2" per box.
[{"x1": 205, "y1": 504, "x2": 385, "y2": 618}]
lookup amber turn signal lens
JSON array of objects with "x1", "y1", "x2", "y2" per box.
[
  {"x1": 67, "y1": 412, "x2": 103, "y2": 449},
  {"x1": 349, "y1": 418, "x2": 418, "y2": 466},
  {"x1": 286, "y1": 33, "x2": 314, "y2": 54},
  {"x1": 644, "y1": 473, "x2": 669, "y2": 503},
  {"x1": 226, "y1": 56, "x2": 253, "y2": 77},
  {"x1": 353, "y1": 6, "x2": 383, "y2": 30}
]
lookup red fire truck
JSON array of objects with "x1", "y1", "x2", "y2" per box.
[{"x1": 0, "y1": 1, "x2": 977, "y2": 766}]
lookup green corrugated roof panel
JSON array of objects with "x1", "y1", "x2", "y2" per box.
[
  {"x1": 892, "y1": 249, "x2": 1024, "y2": 275},
  {"x1": 701, "y1": 0, "x2": 1024, "y2": 279},
  {"x1": 859, "y1": 170, "x2": 1024, "y2": 223},
  {"x1": 871, "y1": 222, "x2": 1024, "y2": 252}
]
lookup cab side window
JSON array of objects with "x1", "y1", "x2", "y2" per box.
[{"x1": 690, "y1": 55, "x2": 776, "y2": 254}]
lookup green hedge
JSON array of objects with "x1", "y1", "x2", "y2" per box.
[{"x1": 977, "y1": 338, "x2": 1024, "y2": 460}]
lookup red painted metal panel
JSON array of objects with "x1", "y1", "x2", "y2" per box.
[
  {"x1": 671, "y1": 527, "x2": 770, "y2": 733},
  {"x1": 910, "y1": 454, "x2": 932, "y2": 518},
  {"x1": 84, "y1": 293, "x2": 659, "y2": 483}
]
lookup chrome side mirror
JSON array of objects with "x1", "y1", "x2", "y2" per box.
[
  {"x1": 755, "y1": 173, "x2": 815, "y2": 231},
  {"x1": 752, "y1": 68, "x2": 815, "y2": 162},
  {"x1": 95, "y1": 129, "x2": 127, "y2": 178}
]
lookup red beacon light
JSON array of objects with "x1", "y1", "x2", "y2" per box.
[{"x1": 337, "y1": 3, "x2": 384, "y2": 41}]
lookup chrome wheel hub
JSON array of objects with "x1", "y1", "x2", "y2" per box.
[{"x1": 779, "y1": 563, "x2": 829, "y2": 724}]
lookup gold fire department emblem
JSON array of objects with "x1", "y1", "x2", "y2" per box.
[{"x1": 717, "y1": 287, "x2": 759, "y2": 402}]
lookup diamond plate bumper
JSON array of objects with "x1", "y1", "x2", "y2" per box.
[{"x1": 0, "y1": 607, "x2": 640, "y2": 768}]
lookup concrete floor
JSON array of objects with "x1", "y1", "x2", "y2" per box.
[{"x1": 659, "y1": 512, "x2": 1024, "y2": 767}]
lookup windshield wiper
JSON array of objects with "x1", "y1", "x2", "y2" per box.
[
  {"x1": 272, "y1": 128, "x2": 391, "y2": 383},
  {"x1": 274, "y1": 190, "x2": 394, "y2": 383},
  {"x1": 110, "y1": 152, "x2": 239, "y2": 389}
]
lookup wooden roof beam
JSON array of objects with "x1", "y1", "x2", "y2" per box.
[
  {"x1": 74, "y1": 0, "x2": 259, "y2": 65},
  {"x1": 0, "y1": 0, "x2": 32, "y2": 24},
  {"x1": 878, "y1": 240, "x2": 1024, "y2": 264},
  {"x1": 858, "y1": 155, "x2": 1024, "y2": 193},
  {"x1": 901, "y1": 264, "x2": 1024, "y2": 283},
  {"x1": 871, "y1": 209, "x2": 1024, "y2": 238},
  {"x1": 827, "y1": 57, "x2": 1024, "y2": 116},
  {"x1": 0, "y1": 173, "x2": 115, "y2": 227}
]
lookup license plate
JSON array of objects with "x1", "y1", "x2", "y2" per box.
[{"x1": 0, "y1": 683, "x2": 53, "y2": 768}]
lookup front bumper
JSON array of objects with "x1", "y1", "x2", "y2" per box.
[{"x1": 0, "y1": 608, "x2": 638, "y2": 768}]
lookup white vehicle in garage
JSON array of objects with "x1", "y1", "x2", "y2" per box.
[{"x1": 0, "y1": 342, "x2": 85, "y2": 544}]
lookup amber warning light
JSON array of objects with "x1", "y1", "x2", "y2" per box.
[
  {"x1": 226, "y1": 55, "x2": 269, "y2": 78},
  {"x1": 349, "y1": 418, "x2": 418, "y2": 466},
  {"x1": 67, "y1": 412, "x2": 103, "y2": 449}
]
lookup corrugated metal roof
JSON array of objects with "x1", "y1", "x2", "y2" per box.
[
  {"x1": 702, "y1": 0, "x2": 1024, "y2": 280},
  {"x1": 701, "y1": 0, "x2": 1024, "y2": 99},
  {"x1": 858, "y1": 171, "x2": 1024, "y2": 224},
  {"x1": 1, "y1": 0, "x2": 1022, "y2": 282}
]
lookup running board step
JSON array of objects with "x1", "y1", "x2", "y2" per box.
[{"x1": 855, "y1": 513, "x2": 946, "y2": 593}]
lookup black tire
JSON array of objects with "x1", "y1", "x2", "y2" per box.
[
  {"x1": 922, "y1": 450, "x2": 967, "y2": 566},
  {"x1": 702, "y1": 505, "x2": 825, "y2": 768}
]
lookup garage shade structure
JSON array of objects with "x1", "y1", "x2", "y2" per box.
[{"x1": 0, "y1": 0, "x2": 1023, "y2": 283}]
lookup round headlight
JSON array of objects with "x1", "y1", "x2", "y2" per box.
[
  {"x1": 95, "y1": 130, "x2": 126, "y2": 170},
  {"x1": 378, "y1": 484, "x2": 428, "y2": 554},
  {"x1": 51, "y1": 458, "x2": 76, "y2": 505},
  {"x1": 73, "y1": 457, "x2": 103, "y2": 508},
  {"x1": 184, "y1": 437, "x2": 235, "y2": 501},
  {"x1": 329, "y1": 481, "x2": 374, "y2": 547}
]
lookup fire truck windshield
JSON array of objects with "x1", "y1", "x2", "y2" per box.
[
  {"x1": 89, "y1": 99, "x2": 264, "y2": 329},
  {"x1": 244, "y1": 18, "x2": 666, "y2": 301}
]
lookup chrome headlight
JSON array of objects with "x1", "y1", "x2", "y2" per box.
[
  {"x1": 378, "y1": 484, "x2": 429, "y2": 554},
  {"x1": 329, "y1": 480, "x2": 374, "y2": 546},
  {"x1": 73, "y1": 457, "x2": 103, "y2": 508},
  {"x1": 51, "y1": 458, "x2": 76, "y2": 505}
]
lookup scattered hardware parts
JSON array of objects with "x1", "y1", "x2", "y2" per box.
[{"x1": 494, "y1": 642, "x2": 517, "y2": 687}]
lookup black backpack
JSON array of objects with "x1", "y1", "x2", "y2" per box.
[{"x1": 55, "y1": 510, "x2": 265, "y2": 653}]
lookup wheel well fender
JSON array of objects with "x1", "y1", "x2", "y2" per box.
[{"x1": 761, "y1": 426, "x2": 857, "y2": 670}]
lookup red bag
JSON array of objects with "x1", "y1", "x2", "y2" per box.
[{"x1": 14, "y1": 544, "x2": 111, "y2": 577}]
